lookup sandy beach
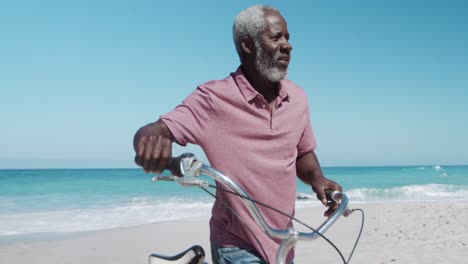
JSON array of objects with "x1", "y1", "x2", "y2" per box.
[{"x1": 1, "y1": 201, "x2": 467, "y2": 264}]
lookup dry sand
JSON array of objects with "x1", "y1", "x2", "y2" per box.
[{"x1": 1, "y1": 201, "x2": 467, "y2": 264}]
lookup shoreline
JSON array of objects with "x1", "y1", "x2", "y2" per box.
[
  {"x1": 1, "y1": 201, "x2": 467, "y2": 263},
  {"x1": 2, "y1": 199, "x2": 461, "y2": 245}
]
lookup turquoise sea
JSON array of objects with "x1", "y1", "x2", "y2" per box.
[{"x1": 1, "y1": 165, "x2": 467, "y2": 241}]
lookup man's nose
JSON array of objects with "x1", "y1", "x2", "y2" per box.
[{"x1": 280, "y1": 40, "x2": 292, "y2": 53}]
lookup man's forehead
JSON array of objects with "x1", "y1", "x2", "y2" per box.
[{"x1": 263, "y1": 11, "x2": 287, "y2": 32}]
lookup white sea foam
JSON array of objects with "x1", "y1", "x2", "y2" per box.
[
  {"x1": 2, "y1": 184, "x2": 468, "y2": 237},
  {"x1": 0, "y1": 197, "x2": 213, "y2": 236},
  {"x1": 297, "y1": 183, "x2": 468, "y2": 205},
  {"x1": 346, "y1": 184, "x2": 468, "y2": 202}
]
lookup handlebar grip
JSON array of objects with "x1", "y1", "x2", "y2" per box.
[
  {"x1": 324, "y1": 189, "x2": 338, "y2": 207},
  {"x1": 324, "y1": 189, "x2": 333, "y2": 200},
  {"x1": 167, "y1": 156, "x2": 182, "y2": 177},
  {"x1": 166, "y1": 153, "x2": 198, "y2": 177}
]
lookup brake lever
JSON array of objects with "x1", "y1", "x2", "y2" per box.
[
  {"x1": 152, "y1": 176, "x2": 176, "y2": 182},
  {"x1": 153, "y1": 154, "x2": 209, "y2": 188}
]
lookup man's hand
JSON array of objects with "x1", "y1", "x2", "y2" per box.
[
  {"x1": 310, "y1": 176, "x2": 342, "y2": 217},
  {"x1": 296, "y1": 151, "x2": 343, "y2": 217},
  {"x1": 134, "y1": 120, "x2": 174, "y2": 174}
]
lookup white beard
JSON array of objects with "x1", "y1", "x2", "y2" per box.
[{"x1": 254, "y1": 41, "x2": 288, "y2": 82}]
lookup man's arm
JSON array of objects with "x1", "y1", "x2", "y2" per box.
[
  {"x1": 133, "y1": 119, "x2": 175, "y2": 174},
  {"x1": 296, "y1": 151, "x2": 342, "y2": 217}
]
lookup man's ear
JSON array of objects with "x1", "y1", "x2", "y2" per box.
[{"x1": 241, "y1": 37, "x2": 254, "y2": 55}]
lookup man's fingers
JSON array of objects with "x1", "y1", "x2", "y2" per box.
[
  {"x1": 134, "y1": 155, "x2": 143, "y2": 166},
  {"x1": 135, "y1": 137, "x2": 148, "y2": 170},
  {"x1": 316, "y1": 189, "x2": 327, "y2": 206},
  {"x1": 137, "y1": 137, "x2": 147, "y2": 157},
  {"x1": 156, "y1": 138, "x2": 172, "y2": 174},
  {"x1": 135, "y1": 133, "x2": 173, "y2": 174},
  {"x1": 141, "y1": 136, "x2": 157, "y2": 172},
  {"x1": 324, "y1": 207, "x2": 333, "y2": 217},
  {"x1": 324, "y1": 204, "x2": 338, "y2": 217},
  {"x1": 143, "y1": 136, "x2": 156, "y2": 160},
  {"x1": 150, "y1": 136, "x2": 163, "y2": 172}
]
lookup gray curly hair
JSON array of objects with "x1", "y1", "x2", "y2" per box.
[{"x1": 233, "y1": 5, "x2": 279, "y2": 58}]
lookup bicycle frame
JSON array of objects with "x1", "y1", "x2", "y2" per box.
[{"x1": 153, "y1": 153, "x2": 350, "y2": 264}]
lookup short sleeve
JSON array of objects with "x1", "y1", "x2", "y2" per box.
[
  {"x1": 160, "y1": 86, "x2": 213, "y2": 146},
  {"x1": 297, "y1": 105, "x2": 317, "y2": 157}
]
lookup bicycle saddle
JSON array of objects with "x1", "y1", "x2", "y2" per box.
[{"x1": 148, "y1": 245, "x2": 206, "y2": 264}]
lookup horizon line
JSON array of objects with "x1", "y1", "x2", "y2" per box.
[{"x1": 1, "y1": 163, "x2": 467, "y2": 170}]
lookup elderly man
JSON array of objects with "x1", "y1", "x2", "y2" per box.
[{"x1": 134, "y1": 5, "x2": 342, "y2": 264}]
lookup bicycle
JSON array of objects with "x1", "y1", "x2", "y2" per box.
[{"x1": 147, "y1": 153, "x2": 364, "y2": 264}]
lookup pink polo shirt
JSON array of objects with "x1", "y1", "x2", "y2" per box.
[{"x1": 161, "y1": 67, "x2": 316, "y2": 263}]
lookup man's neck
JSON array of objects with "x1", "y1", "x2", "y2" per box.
[{"x1": 241, "y1": 65, "x2": 279, "y2": 103}]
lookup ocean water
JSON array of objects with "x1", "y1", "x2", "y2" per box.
[{"x1": 1, "y1": 165, "x2": 467, "y2": 241}]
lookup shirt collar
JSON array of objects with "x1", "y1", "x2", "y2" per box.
[{"x1": 232, "y1": 66, "x2": 291, "y2": 103}]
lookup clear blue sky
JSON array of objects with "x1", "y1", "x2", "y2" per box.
[{"x1": 1, "y1": 0, "x2": 467, "y2": 168}]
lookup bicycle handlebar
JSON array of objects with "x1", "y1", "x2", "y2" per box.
[
  {"x1": 166, "y1": 156, "x2": 183, "y2": 177},
  {"x1": 155, "y1": 153, "x2": 351, "y2": 264}
]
